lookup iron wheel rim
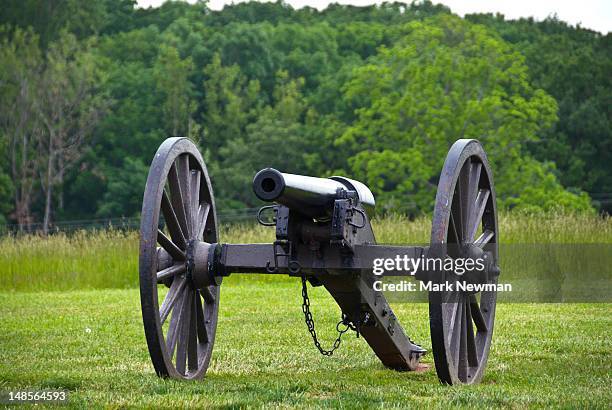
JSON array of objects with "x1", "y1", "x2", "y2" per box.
[
  {"x1": 429, "y1": 139, "x2": 499, "y2": 385},
  {"x1": 139, "y1": 137, "x2": 220, "y2": 380}
]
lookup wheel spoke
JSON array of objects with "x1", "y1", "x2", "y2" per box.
[
  {"x1": 166, "y1": 289, "x2": 186, "y2": 358},
  {"x1": 450, "y1": 204, "x2": 464, "y2": 245},
  {"x1": 187, "y1": 290, "x2": 200, "y2": 371},
  {"x1": 157, "y1": 230, "x2": 185, "y2": 261},
  {"x1": 175, "y1": 289, "x2": 193, "y2": 375},
  {"x1": 447, "y1": 301, "x2": 462, "y2": 363},
  {"x1": 168, "y1": 161, "x2": 190, "y2": 241},
  {"x1": 187, "y1": 290, "x2": 199, "y2": 371},
  {"x1": 196, "y1": 203, "x2": 211, "y2": 240},
  {"x1": 157, "y1": 264, "x2": 185, "y2": 283},
  {"x1": 201, "y1": 286, "x2": 216, "y2": 304},
  {"x1": 458, "y1": 300, "x2": 468, "y2": 380},
  {"x1": 161, "y1": 190, "x2": 186, "y2": 250},
  {"x1": 467, "y1": 189, "x2": 490, "y2": 243},
  {"x1": 459, "y1": 162, "x2": 472, "y2": 241},
  {"x1": 449, "y1": 211, "x2": 461, "y2": 244},
  {"x1": 465, "y1": 300, "x2": 478, "y2": 367},
  {"x1": 464, "y1": 162, "x2": 481, "y2": 242},
  {"x1": 190, "y1": 170, "x2": 201, "y2": 228},
  {"x1": 470, "y1": 294, "x2": 487, "y2": 332},
  {"x1": 453, "y1": 161, "x2": 470, "y2": 243},
  {"x1": 195, "y1": 291, "x2": 209, "y2": 343},
  {"x1": 474, "y1": 229, "x2": 494, "y2": 248},
  {"x1": 176, "y1": 154, "x2": 193, "y2": 239},
  {"x1": 466, "y1": 162, "x2": 482, "y2": 218},
  {"x1": 160, "y1": 276, "x2": 187, "y2": 325}
]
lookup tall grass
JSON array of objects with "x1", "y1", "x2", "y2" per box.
[
  {"x1": 497, "y1": 211, "x2": 612, "y2": 243},
  {"x1": 0, "y1": 230, "x2": 139, "y2": 291},
  {"x1": 0, "y1": 212, "x2": 609, "y2": 291}
]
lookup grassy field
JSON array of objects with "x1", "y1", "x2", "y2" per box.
[
  {"x1": 1, "y1": 212, "x2": 610, "y2": 291},
  {"x1": 0, "y1": 213, "x2": 610, "y2": 408},
  {"x1": 0, "y1": 284, "x2": 610, "y2": 408}
]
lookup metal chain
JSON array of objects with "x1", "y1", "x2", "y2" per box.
[{"x1": 301, "y1": 276, "x2": 357, "y2": 356}]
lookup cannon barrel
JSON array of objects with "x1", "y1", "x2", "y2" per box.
[{"x1": 253, "y1": 168, "x2": 375, "y2": 219}]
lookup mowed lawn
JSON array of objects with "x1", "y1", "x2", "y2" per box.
[
  {"x1": 0, "y1": 213, "x2": 610, "y2": 408},
  {"x1": 0, "y1": 279, "x2": 610, "y2": 408}
]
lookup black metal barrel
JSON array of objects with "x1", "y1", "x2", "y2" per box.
[{"x1": 253, "y1": 168, "x2": 375, "y2": 219}]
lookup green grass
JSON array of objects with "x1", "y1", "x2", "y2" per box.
[
  {"x1": 0, "y1": 213, "x2": 610, "y2": 407},
  {"x1": 0, "y1": 283, "x2": 610, "y2": 408},
  {"x1": 1, "y1": 212, "x2": 610, "y2": 292}
]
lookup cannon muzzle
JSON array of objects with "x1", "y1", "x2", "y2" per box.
[{"x1": 253, "y1": 168, "x2": 375, "y2": 219}]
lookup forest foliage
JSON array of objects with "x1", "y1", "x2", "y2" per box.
[{"x1": 0, "y1": 0, "x2": 609, "y2": 230}]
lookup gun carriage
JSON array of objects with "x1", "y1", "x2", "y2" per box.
[{"x1": 139, "y1": 137, "x2": 500, "y2": 385}]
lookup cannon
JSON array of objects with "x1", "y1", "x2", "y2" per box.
[{"x1": 139, "y1": 137, "x2": 500, "y2": 384}]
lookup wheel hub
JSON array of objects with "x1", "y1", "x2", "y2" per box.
[
  {"x1": 186, "y1": 240, "x2": 219, "y2": 289},
  {"x1": 458, "y1": 244, "x2": 500, "y2": 287}
]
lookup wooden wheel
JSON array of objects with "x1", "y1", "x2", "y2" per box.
[
  {"x1": 139, "y1": 137, "x2": 220, "y2": 379},
  {"x1": 429, "y1": 139, "x2": 499, "y2": 385}
]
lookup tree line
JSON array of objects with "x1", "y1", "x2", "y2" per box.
[{"x1": 0, "y1": 0, "x2": 609, "y2": 232}]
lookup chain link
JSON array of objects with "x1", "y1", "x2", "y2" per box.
[{"x1": 301, "y1": 276, "x2": 357, "y2": 356}]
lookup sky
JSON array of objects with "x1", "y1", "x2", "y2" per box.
[{"x1": 136, "y1": 0, "x2": 612, "y2": 34}]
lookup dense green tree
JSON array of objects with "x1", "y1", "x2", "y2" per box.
[
  {"x1": 0, "y1": 1, "x2": 607, "y2": 225},
  {"x1": 36, "y1": 31, "x2": 110, "y2": 233},
  {"x1": 466, "y1": 14, "x2": 611, "y2": 211},
  {"x1": 133, "y1": 0, "x2": 207, "y2": 32},
  {"x1": 0, "y1": 138, "x2": 14, "y2": 225},
  {"x1": 154, "y1": 44, "x2": 197, "y2": 137},
  {"x1": 96, "y1": 157, "x2": 149, "y2": 217},
  {"x1": 201, "y1": 53, "x2": 261, "y2": 156},
  {"x1": 0, "y1": 0, "x2": 139, "y2": 45},
  {"x1": 206, "y1": 23, "x2": 277, "y2": 92},
  {"x1": 204, "y1": 0, "x2": 297, "y2": 27},
  {"x1": 215, "y1": 71, "x2": 311, "y2": 208},
  {"x1": 0, "y1": 27, "x2": 41, "y2": 228},
  {"x1": 338, "y1": 15, "x2": 591, "y2": 213},
  {"x1": 63, "y1": 28, "x2": 164, "y2": 220}
]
